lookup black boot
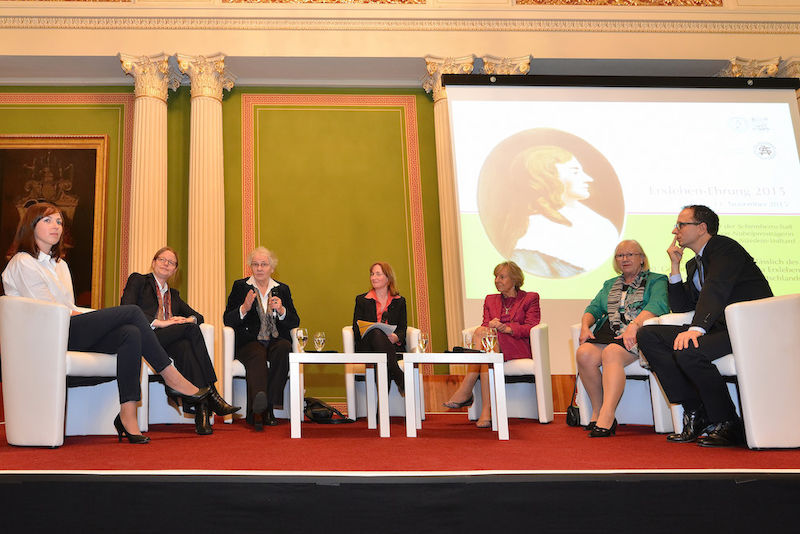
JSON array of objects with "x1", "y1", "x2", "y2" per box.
[
  {"x1": 252, "y1": 391, "x2": 267, "y2": 431},
  {"x1": 208, "y1": 384, "x2": 241, "y2": 416},
  {"x1": 194, "y1": 401, "x2": 213, "y2": 435}
]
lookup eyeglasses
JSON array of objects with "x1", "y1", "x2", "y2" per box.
[
  {"x1": 674, "y1": 221, "x2": 702, "y2": 230},
  {"x1": 155, "y1": 257, "x2": 177, "y2": 267},
  {"x1": 615, "y1": 253, "x2": 641, "y2": 260},
  {"x1": 250, "y1": 262, "x2": 270, "y2": 269}
]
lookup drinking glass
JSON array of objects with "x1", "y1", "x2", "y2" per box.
[
  {"x1": 296, "y1": 328, "x2": 308, "y2": 352},
  {"x1": 488, "y1": 328, "x2": 499, "y2": 353},
  {"x1": 481, "y1": 332, "x2": 492, "y2": 352},
  {"x1": 418, "y1": 332, "x2": 429, "y2": 353},
  {"x1": 462, "y1": 331, "x2": 473, "y2": 350},
  {"x1": 313, "y1": 331, "x2": 326, "y2": 352}
]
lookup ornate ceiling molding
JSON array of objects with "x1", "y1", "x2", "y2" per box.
[{"x1": 2, "y1": 16, "x2": 800, "y2": 34}]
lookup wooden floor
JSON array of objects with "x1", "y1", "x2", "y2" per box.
[{"x1": 413, "y1": 374, "x2": 575, "y2": 413}]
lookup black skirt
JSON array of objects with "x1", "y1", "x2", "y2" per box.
[{"x1": 586, "y1": 319, "x2": 625, "y2": 348}]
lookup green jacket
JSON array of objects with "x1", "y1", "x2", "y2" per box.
[{"x1": 584, "y1": 271, "x2": 669, "y2": 330}]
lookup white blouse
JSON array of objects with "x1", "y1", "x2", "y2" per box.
[{"x1": 2, "y1": 251, "x2": 77, "y2": 312}]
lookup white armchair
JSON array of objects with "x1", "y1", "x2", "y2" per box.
[
  {"x1": 572, "y1": 321, "x2": 673, "y2": 433},
  {"x1": 725, "y1": 294, "x2": 800, "y2": 449},
  {"x1": 139, "y1": 323, "x2": 215, "y2": 431},
  {"x1": 0, "y1": 295, "x2": 147, "y2": 447},
  {"x1": 342, "y1": 326, "x2": 422, "y2": 420},
  {"x1": 463, "y1": 324, "x2": 553, "y2": 423},
  {"x1": 222, "y1": 326, "x2": 297, "y2": 423}
]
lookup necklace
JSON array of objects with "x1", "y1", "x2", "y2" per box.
[{"x1": 501, "y1": 294, "x2": 516, "y2": 315}]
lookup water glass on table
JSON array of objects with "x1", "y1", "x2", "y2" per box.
[
  {"x1": 313, "y1": 331, "x2": 326, "y2": 352},
  {"x1": 296, "y1": 328, "x2": 308, "y2": 352}
]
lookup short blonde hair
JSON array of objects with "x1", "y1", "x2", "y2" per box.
[
  {"x1": 494, "y1": 261, "x2": 525, "y2": 290},
  {"x1": 248, "y1": 246, "x2": 278, "y2": 269},
  {"x1": 612, "y1": 240, "x2": 649, "y2": 274}
]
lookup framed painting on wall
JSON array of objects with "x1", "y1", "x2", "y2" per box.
[{"x1": 0, "y1": 135, "x2": 108, "y2": 309}]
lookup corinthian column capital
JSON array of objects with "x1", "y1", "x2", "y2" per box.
[
  {"x1": 176, "y1": 53, "x2": 236, "y2": 101},
  {"x1": 777, "y1": 57, "x2": 800, "y2": 79},
  {"x1": 119, "y1": 53, "x2": 181, "y2": 102},
  {"x1": 481, "y1": 55, "x2": 532, "y2": 76},
  {"x1": 717, "y1": 56, "x2": 781, "y2": 78},
  {"x1": 422, "y1": 55, "x2": 475, "y2": 102}
]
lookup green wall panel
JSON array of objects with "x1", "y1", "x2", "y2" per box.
[{"x1": 223, "y1": 88, "x2": 444, "y2": 398}]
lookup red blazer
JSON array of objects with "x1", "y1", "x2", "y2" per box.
[{"x1": 482, "y1": 290, "x2": 541, "y2": 361}]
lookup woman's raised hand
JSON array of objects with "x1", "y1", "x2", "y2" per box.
[{"x1": 240, "y1": 289, "x2": 257, "y2": 316}]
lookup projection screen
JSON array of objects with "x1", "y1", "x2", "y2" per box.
[{"x1": 445, "y1": 76, "x2": 800, "y2": 372}]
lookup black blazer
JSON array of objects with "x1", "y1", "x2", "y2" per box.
[
  {"x1": 668, "y1": 234, "x2": 772, "y2": 332},
  {"x1": 121, "y1": 272, "x2": 203, "y2": 324},
  {"x1": 352, "y1": 292, "x2": 407, "y2": 349},
  {"x1": 223, "y1": 278, "x2": 300, "y2": 351}
]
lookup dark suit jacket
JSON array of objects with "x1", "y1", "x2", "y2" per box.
[
  {"x1": 121, "y1": 272, "x2": 203, "y2": 324},
  {"x1": 352, "y1": 292, "x2": 407, "y2": 349},
  {"x1": 669, "y1": 234, "x2": 772, "y2": 332},
  {"x1": 223, "y1": 278, "x2": 300, "y2": 351}
]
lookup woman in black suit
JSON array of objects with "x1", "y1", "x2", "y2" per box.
[
  {"x1": 121, "y1": 246, "x2": 240, "y2": 435},
  {"x1": 352, "y1": 262, "x2": 407, "y2": 394},
  {"x1": 223, "y1": 247, "x2": 300, "y2": 430}
]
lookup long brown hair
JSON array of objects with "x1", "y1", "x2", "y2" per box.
[
  {"x1": 369, "y1": 262, "x2": 399, "y2": 296},
  {"x1": 6, "y1": 202, "x2": 71, "y2": 261}
]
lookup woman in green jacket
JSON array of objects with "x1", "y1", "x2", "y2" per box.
[{"x1": 577, "y1": 239, "x2": 669, "y2": 438}]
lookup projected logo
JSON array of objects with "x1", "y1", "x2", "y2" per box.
[
  {"x1": 754, "y1": 142, "x2": 776, "y2": 160},
  {"x1": 477, "y1": 128, "x2": 624, "y2": 279}
]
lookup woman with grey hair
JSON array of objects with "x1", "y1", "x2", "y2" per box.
[{"x1": 223, "y1": 247, "x2": 300, "y2": 430}]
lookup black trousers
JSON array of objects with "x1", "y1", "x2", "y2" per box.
[
  {"x1": 68, "y1": 305, "x2": 171, "y2": 404},
  {"x1": 154, "y1": 323, "x2": 217, "y2": 388},
  {"x1": 356, "y1": 329, "x2": 404, "y2": 388},
  {"x1": 636, "y1": 324, "x2": 737, "y2": 423},
  {"x1": 235, "y1": 338, "x2": 290, "y2": 420}
]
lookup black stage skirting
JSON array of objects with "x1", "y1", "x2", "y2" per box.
[{"x1": 1, "y1": 471, "x2": 798, "y2": 532}]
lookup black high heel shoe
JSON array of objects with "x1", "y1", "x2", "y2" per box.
[
  {"x1": 442, "y1": 395, "x2": 474, "y2": 409},
  {"x1": 589, "y1": 419, "x2": 618, "y2": 438},
  {"x1": 113, "y1": 414, "x2": 150, "y2": 444},
  {"x1": 583, "y1": 421, "x2": 597, "y2": 431},
  {"x1": 165, "y1": 385, "x2": 211, "y2": 404}
]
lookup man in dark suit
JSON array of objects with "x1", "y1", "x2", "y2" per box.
[{"x1": 637, "y1": 205, "x2": 772, "y2": 447}]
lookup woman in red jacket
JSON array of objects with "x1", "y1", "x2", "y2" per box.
[{"x1": 443, "y1": 261, "x2": 540, "y2": 427}]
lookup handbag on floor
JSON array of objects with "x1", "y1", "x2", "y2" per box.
[
  {"x1": 566, "y1": 376, "x2": 581, "y2": 427},
  {"x1": 304, "y1": 397, "x2": 354, "y2": 424}
]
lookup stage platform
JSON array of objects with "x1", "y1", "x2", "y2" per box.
[{"x1": 2, "y1": 414, "x2": 799, "y2": 532}]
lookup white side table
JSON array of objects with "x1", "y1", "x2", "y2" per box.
[
  {"x1": 289, "y1": 352, "x2": 390, "y2": 438},
  {"x1": 402, "y1": 352, "x2": 509, "y2": 440}
]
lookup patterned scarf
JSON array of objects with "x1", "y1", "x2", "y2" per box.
[
  {"x1": 156, "y1": 285, "x2": 172, "y2": 321},
  {"x1": 253, "y1": 285, "x2": 278, "y2": 341},
  {"x1": 606, "y1": 270, "x2": 649, "y2": 336}
]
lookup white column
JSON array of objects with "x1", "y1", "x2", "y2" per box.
[
  {"x1": 119, "y1": 53, "x2": 180, "y2": 274},
  {"x1": 422, "y1": 55, "x2": 475, "y2": 349},
  {"x1": 177, "y1": 53, "x2": 235, "y2": 373}
]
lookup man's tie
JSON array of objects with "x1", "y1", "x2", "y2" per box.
[{"x1": 696, "y1": 255, "x2": 704, "y2": 288}]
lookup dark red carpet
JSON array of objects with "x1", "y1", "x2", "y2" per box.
[{"x1": 2, "y1": 414, "x2": 799, "y2": 472}]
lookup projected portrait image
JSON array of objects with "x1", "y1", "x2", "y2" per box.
[{"x1": 478, "y1": 128, "x2": 624, "y2": 279}]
